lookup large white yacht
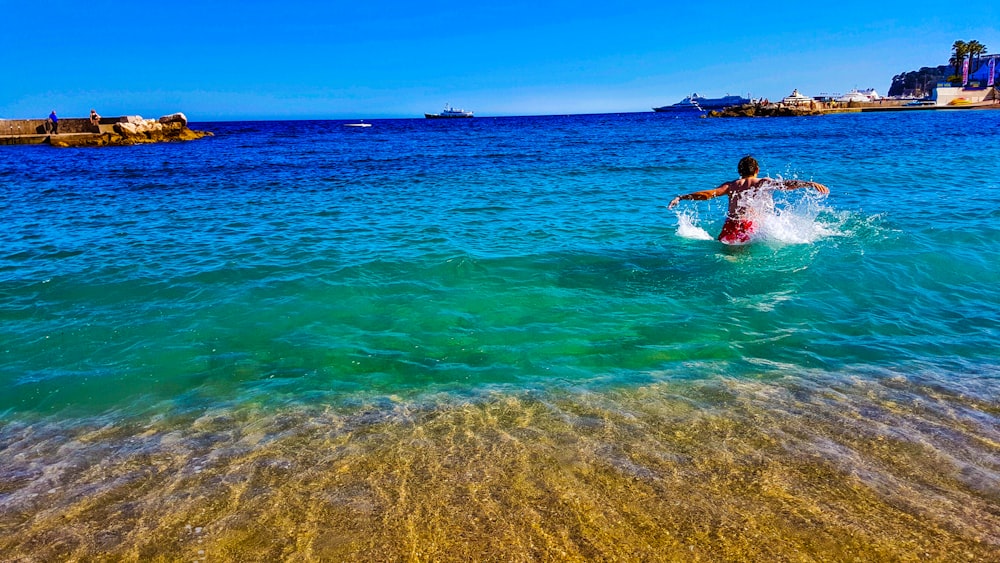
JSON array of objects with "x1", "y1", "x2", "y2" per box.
[
  {"x1": 836, "y1": 88, "x2": 881, "y2": 103},
  {"x1": 780, "y1": 89, "x2": 815, "y2": 106},
  {"x1": 653, "y1": 96, "x2": 704, "y2": 112},
  {"x1": 425, "y1": 104, "x2": 474, "y2": 118},
  {"x1": 654, "y1": 93, "x2": 750, "y2": 112}
]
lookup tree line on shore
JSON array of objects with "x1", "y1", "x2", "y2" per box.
[{"x1": 888, "y1": 39, "x2": 989, "y2": 97}]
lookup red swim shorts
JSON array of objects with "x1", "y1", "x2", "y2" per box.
[{"x1": 718, "y1": 219, "x2": 756, "y2": 245}]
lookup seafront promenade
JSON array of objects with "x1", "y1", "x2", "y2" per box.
[
  {"x1": 823, "y1": 98, "x2": 1000, "y2": 113},
  {"x1": 706, "y1": 98, "x2": 1000, "y2": 117}
]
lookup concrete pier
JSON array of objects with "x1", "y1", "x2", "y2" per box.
[
  {"x1": 0, "y1": 117, "x2": 113, "y2": 145},
  {"x1": 0, "y1": 115, "x2": 211, "y2": 147}
]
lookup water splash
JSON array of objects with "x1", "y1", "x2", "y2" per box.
[
  {"x1": 673, "y1": 208, "x2": 714, "y2": 240},
  {"x1": 672, "y1": 185, "x2": 835, "y2": 245},
  {"x1": 753, "y1": 187, "x2": 834, "y2": 244}
]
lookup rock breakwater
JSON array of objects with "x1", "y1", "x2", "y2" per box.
[
  {"x1": 49, "y1": 113, "x2": 212, "y2": 147},
  {"x1": 706, "y1": 104, "x2": 823, "y2": 118}
]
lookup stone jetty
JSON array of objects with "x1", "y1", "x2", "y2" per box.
[
  {"x1": 705, "y1": 104, "x2": 823, "y2": 118},
  {"x1": 0, "y1": 113, "x2": 212, "y2": 147}
]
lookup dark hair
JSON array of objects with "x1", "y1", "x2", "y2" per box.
[{"x1": 737, "y1": 155, "x2": 759, "y2": 177}]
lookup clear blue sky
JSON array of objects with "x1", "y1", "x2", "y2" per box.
[{"x1": 2, "y1": 1, "x2": 997, "y2": 121}]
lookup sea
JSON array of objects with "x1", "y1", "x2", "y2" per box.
[{"x1": 1, "y1": 110, "x2": 998, "y2": 561}]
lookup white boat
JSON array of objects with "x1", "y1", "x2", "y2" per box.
[
  {"x1": 836, "y1": 88, "x2": 881, "y2": 103},
  {"x1": 344, "y1": 121, "x2": 372, "y2": 127},
  {"x1": 654, "y1": 93, "x2": 750, "y2": 112},
  {"x1": 692, "y1": 93, "x2": 751, "y2": 109},
  {"x1": 425, "y1": 105, "x2": 474, "y2": 118},
  {"x1": 780, "y1": 89, "x2": 815, "y2": 106},
  {"x1": 652, "y1": 96, "x2": 704, "y2": 112}
]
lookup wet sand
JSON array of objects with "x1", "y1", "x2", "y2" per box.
[{"x1": 1, "y1": 374, "x2": 998, "y2": 561}]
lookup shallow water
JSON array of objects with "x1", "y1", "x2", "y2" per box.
[{"x1": 1, "y1": 111, "x2": 998, "y2": 560}]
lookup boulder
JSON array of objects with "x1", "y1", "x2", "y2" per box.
[
  {"x1": 158, "y1": 112, "x2": 188, "y2": 126},
  {"x1": 115, "y1": 121, "x2": 138, "y2": 135},
  {"x1": 114, "y1": 118, "x2": 165, "y2": 137}
]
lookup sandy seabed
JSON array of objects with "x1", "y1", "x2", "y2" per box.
[{"x1": 1, "y1": 374, "x2": 998, "y2": 562}]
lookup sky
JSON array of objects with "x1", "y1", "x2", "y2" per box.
[{"x1": 2, "y1": 1, "x2": 997, "y2": 121}]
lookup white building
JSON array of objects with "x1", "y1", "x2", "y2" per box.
[{"x1": 932, "y1": 85, "x2": 999, "y2": 105}]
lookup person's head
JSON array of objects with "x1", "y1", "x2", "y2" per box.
[{"x1": 737, "y1": 155, "x2": 759, "y2": 178}]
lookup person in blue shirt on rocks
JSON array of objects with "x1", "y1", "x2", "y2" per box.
[{"x1": 48, "y1": 110, "x2": 58, "y2": 135}]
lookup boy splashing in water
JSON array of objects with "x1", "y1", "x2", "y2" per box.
[{"x1": 668, "y1": 156, "x2": 829, "y2": 244}]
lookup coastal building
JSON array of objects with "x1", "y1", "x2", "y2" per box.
[
  {"x1": 932, "y1": 84, "x2": 1000, "y2": 106},
  {"x1": 968, "y1": 54, "x2": 999, "y2": 85},
  {"x1": 927, "y1": 53, "x2": 999, "y2": 106}
]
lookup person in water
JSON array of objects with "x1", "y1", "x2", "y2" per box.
[{"x1": 668, "y1": 155, "x2": 829, "y2": 244}]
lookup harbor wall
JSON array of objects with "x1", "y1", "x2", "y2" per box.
[
  {"x1": 1, "y1": 113, "x2": 211, "y2": 147},
  {"x1": 1, "y1": 118, "x2": 102, "y2": 136},
  {"x1": 822, "y1": 99, "x2": 911, "y2": 109}
]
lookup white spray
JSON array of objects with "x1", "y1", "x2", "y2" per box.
[
  {"x1": 674, "y1": 209, "x2": 714, "y2": 240},
  {"x1": 671, "y1": 179, "x2": 835, "y2": 245}
]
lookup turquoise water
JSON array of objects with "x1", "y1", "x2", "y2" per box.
[{"x1": 2, "y1": 111, "x2": 998, "y2": 559}]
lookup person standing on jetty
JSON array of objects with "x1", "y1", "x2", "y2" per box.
[
  {"x1": 668, "y1": 155, "x2": 829, "y2": 244},
  {"x1": 47, "y1": 110, "x2": 58, "y2": 135}
]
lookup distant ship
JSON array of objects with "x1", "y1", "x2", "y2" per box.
[
  {"x1": 835, "y1": 88, "x2": 882, "y2": 103},
  {"x1": 425, "y1": 104, "x2": 474, "y2": 118},
  {"x1": 654, "y1": 93, "x2": 750, "y2": 112},
  {"x1": 780, "y1": 89, "x2": 815, "y2": 106},
  {"x1": 652, "y1": 96, "x2": 704, "y2": 113}
]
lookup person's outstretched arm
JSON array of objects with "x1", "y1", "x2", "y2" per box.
[
  {"x1": 773, "y1": 179, "x2": 829, "y2": 194},
  {"x1": 668, "y1": 184, "x2": 729, "y2": 209}
]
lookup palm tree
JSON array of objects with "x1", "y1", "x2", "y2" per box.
[
  {"x1": 951, "y1": 40, "x2": 969, "y2": 78},
  {"x1": 967, "y1": 40, "x2": 987, "y2": 73}
]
